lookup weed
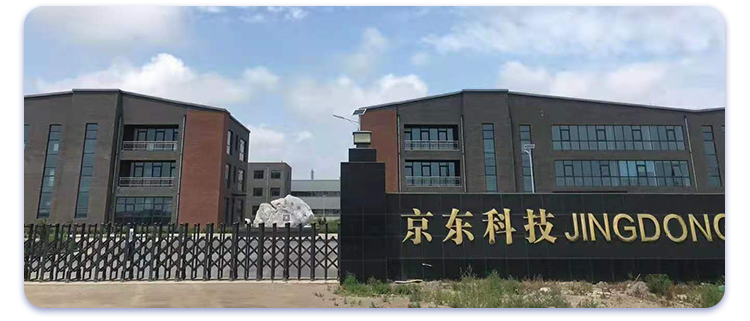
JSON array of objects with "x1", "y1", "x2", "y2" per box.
[
  {"x1": 645, "y1": 274, "x2": 673, "y2": 298},
  {"x1": 577, "y1": 299, "x2": 600, "y2": 308}
]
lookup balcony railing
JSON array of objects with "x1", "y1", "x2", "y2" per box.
[
  {"x1": 404, "y1": 140, "x2": 459, "y2": 151},
  {"x1": 122, "y1": 141, "x2": 177, "y2": 151},
  {"x1": 119, "y1": 177, "x2": 175, "y2": 187},
  {"x1": 406, "y1": 176, "x2": 461, "y2": 187}
]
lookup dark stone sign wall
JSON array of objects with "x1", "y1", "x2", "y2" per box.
[{"x1": 340, "y1": 149, "x2": 725, "y2": 283}]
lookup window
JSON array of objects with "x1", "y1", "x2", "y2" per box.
[
  {"x1": 271, "y1": 187, "x2": 281, "y2": 197},
  {"x1": 224, "y1": 198, "x2": 232, "y2": 224},
  {"x1": 483, "y1": 124, "x2": 497, "y2": 192},
  {"x1": 75, "y1": 124, "x2": 98, "y2": 218},
  {"x1": 38, "y1": 125, "x2": 62, "y2": 219},
  {"x1": 128, "y1": 126, "x2": 179, "y2": 142},
  {"x1": 701, "y1": 126, "x2": 722, "y2": 187},
  {"x1": 253, "y1": 170, "x2": 264, "y2": 179},
  {"x1": 555, "y1": 160, "x2": 691, "y2": 188},
  {"x1": 552, "y1": 125, "x2": 685, "y2": 151},
  {"x1": 225, "y1": 164, "x2": 231, "y2": 188},
  {"x1": 24, "y1": 124, "x2": 29, "y2": 149},
  {"x1": 403, "y1": 125, "x2": 459, "y2": 150},
  {"x1": 271, "y1": 170, "x2": 281, "y2": 179},
  {"x1": 239, "y1": 139, "x2": 246, "y2": 161},
  {"x1": 519, "y1": 125, "x2": 534, "y2": 193},
  {"x1": 291, "y1": 191, "x2": 342, "y2": 197},
  {"x1": 253, "y1": 188, "x2": 263, "y2": 197},
  {"x1": 226, "y1": 130, "x2": 233, "y2": 155},
  {"x1": 237, "y1": 169, "x2": 245, "y2": 191},
  {"x1": 114, "y1": 197, "x2": 172, "y2": 225},
  {"x1": 235, "y1": 199, "x2": 244, "y2": 223},
  {"x1": 404, "y1": 160, "x2": 460, "y2": 187},
  {"x1": 122, "y1": 161, "x2": 176, "y2": 177}
]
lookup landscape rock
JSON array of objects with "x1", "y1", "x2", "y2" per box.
[
  {"x1": 252, "y1": 195, "x2": 315, "y2": 228},
  {"x1": 539, "y1": 287, "x2": 551, "y2": 293},
  {"x1": 626, "y1": 281, "x2": 650, "y2": 298}
]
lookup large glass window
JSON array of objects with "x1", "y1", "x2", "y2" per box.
[
  {"x1": 552, "y1": 125, "x2": 685, "y2": 151},
  {"x1": 403, "y1": 125, "x2": 459, "y2": 150},
  {"x1": 75, "y1": 124, "x2": 98, "y2": 218},
  {"x1": 405, "y1": 160, "x2": 460, "y2": 187},
  {"x1": 121, "y1": 161, "x2": 176, "y2": 177},
  {"x1": 237, "y1": 169, "x2": 245, "y2": 191},
  {"x1": 519, "y1": 125, "x2": 534, "y2": 192},
  {"x1": 701, "y1": 126, "x2": 722, "y2": 187},
  {"x1": 239, "y1": 139, "x2": 247, "y2": 161},
  {"x1": 38, "y1": 125, "x2": 62, "y2": 218},
  {"x1": 226, "y1": 164, "x2": 231, "y2": 188},
  {"x1": 114, "y1": 197, "x2": 172, "y2": 224},
  {"x1": 226, "y1": 130, "x2": 233, "y2": 155},
  {"x1": 554, "y1": 160, "x2": 691, "y2": 188},
  {"x1": 483, "y1": 124, "x2": 497, "y2": 192}
]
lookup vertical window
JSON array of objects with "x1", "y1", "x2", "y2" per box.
[
  {"x1": 24, "y1": 124, "x2": 29, "y2": 149},
  {"x1": 237, "y1": 169, "x2": 245, "y2": 191},
  {"x1": 239, "y1": 139, "x2": 246, "y2": 161},
  {"x1": 225, "y1": 164, "x2": 231, "y2": 188},
  {"x1": 701, "y1": 126, "x2": 722, "y2": 187},
  {"x1": 224, "y1": 198, "x2": 231, "y2": 224},
  {"x1": 38, "y1": 125, "x2": 62, "y2": 219},
  {"x1": 483, "y1": 124, "x2": 497, "y2": 192},
  {"x1": 519, "y1": 125, "x2": 534, "y2": 192},
  {"x1": 226, "y1": 130, "x2": 232, "y2": 155},
  {"x1": 75, "y1": 124, "x2": 98, "y2": 218}
]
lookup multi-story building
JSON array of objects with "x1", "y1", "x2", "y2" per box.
[
  {"x1": 356, "y1": 89, "x2": 724, "y2": 194},
  {"x1": 291, "y1": 178, "x2": 341, "y2": 219},
  {"x1": 24, "y1": 89, "x2": 250, "y2": 225},
  {"x1": 247, "y1": 162, "x2": 292, "y2": 219}
]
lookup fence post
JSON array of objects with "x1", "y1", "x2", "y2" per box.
[
  {"x1": 231, "y1": 223, "x2": 239, "y2": 281},
  {"x1": 284, "y1": 223, "x2": 290, "y2": 280},
  {"x1": 64, "y1": 224, "x2": 76, "y2": 283},
  {"x1": 191, "y1": 224, "x2": 199, "y2": 280},
  {"x1": 298, "y1": 224, "x2": 303, "y2": 280},
  {"x1": 257, "y1": 223, "x2": 265, "y2": 280},
  {"x1": 90, "y1": 224, "x2": 99, "y2": 282},
  {"x1": 77, "y1": 223, "x2": 87, "y2": 281},
  {"x1": 38, "y1": 225, "x2": 49, "y2": 282},
  {"x1": 180, "y1": 224, "x2": 188, "y2": 280},
  {"x1": 24, "y1": 224, "x2": 35, "y2": 281},
  {"x1": 311, "y1": 223, "x2": 316, "y2": 281},
  {"x1": 271, "y1": 224, "x2": 277, "y2": 281},
  {"x1": 51, "y1": 224, "x2": 60, "y2": 281},
  {"x1": 204, "y1": 223, "x2": 214, "y2": 281},
  {"x1": 244, "y1": 224, "x2": 251, "y2": 280},
  {"x1": 127, "y1": 223, "x2": 136, "y2": 280},
  {"x1": 324, "y1": 223, "x2": 329, "y2": 280}
]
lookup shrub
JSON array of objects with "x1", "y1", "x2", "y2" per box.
[{"x1": 645, "y1": 274, "x2": 673, "y2": 296}]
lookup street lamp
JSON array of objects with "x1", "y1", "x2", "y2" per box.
[
  {"x1": 522, "y1": 143, "x2": 536, "y2": 193},
  {"x1": 333, "y1": 114, "x2": 359, "y2": 130}
]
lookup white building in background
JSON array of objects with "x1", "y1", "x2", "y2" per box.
[{"x1": 291, "y1": 177, "x2": 340, "y2": 220}]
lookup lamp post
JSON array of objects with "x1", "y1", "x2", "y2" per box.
[{"x1": 522, "y1": 144, "x2": 536, "y2": 193}]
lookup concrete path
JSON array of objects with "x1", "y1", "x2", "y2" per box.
[{"x1": 25, "y1": 281, "x2": 352, "y2": 308}]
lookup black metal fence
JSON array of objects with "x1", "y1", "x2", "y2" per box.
[{"x1": 24, "y1": 223, "x2": 339, "y2": 282}]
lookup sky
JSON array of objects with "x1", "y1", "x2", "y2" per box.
[{"x1": 23, "y1": 6, "x2": 726, "y2": 179}]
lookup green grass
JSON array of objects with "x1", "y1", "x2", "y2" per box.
[
  {"x1": 645, "y1": 274, "x2": 673, "y2": 298},
  {"x1": 337, "y1": 272, "x2": 571, "y2": 308}
]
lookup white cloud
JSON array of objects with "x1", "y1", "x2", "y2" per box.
[
  {"x1": 197, "y1": 6, "x2": 225, "y2": 14},
  {"x1": 423, "y1": 7, "x2": 725, "y2": 57},
  {"x1": 498, "y1": 59, "x2": 725, "y2": 109},
  {"x1": 34, "y1": 53, "x2": 279, "y2": 107},
  {"x1": 296, "y1": 131, "x2": 313, "y2": 143},
  {"x1": 26, "y1": 7, "x2": 188, "y2": 47},
  {"x1": 248, "y1": 125, "x2": 287, "y2": 162},
  {"x1": 344, "y1": 28, "x2": 390, "y2": 77},
  {"x1": 285, "y1": 73, "x2": 428, "y2": 122},
  {"x1": 240, "y1": 6, "x2": 309, "y2": 23},
  {"x1": 410, "y1": 52, "x2": 431, "y2": 66}
]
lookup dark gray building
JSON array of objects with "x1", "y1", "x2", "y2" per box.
[
  {"x1": 247, "y1": 162, "x2": 292, "y2": 219},
  {"x1": 358, "y1": 89, "x2": 724, "y2": 194},
  {"x1": 24, "y1": 89, "x2": 250, "y2": 225},
  {"x1": 291, "y1": 179, "x2": 341, "y2": 219}
]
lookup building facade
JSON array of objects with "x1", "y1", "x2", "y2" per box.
[
  {"x1": 24, "y1": 89, "x2": 250, "y2": 225},
  {"x1": 291, "y1": 179, "x2": 341, "y2": 219},
  {"x1": 247, "y1": 162, "x2": 292, "y2": 219},
  {"x1": 357, "y1": 90, "x2": 725, "y2": 194}
]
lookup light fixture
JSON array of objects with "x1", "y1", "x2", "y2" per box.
[{"x1": 353, "y1": 131, "x2": 372, "y2": 148}]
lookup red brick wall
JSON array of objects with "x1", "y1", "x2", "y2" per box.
[
  {"x1": 178, "y1": 110, "x2": 225, "y2": 224},
  {"x1": 361, "y1": 108, "x2": 398, "y2": 192}
]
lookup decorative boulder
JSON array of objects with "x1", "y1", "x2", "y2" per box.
[{"x1": 252, "y1": 195, "x2": 315, "y2": 228}]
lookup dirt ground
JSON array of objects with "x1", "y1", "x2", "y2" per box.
[{"x1": 24, "y1": 280, "x2": 694, "y2": 308}]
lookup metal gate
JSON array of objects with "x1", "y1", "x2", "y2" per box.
[{"x1": 24, "y1": 223, "x2": 339, "y2": 282}]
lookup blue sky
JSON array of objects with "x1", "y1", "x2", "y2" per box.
[{"x1": 23, "y1": 6, "x2": 726, "y2": 179}]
